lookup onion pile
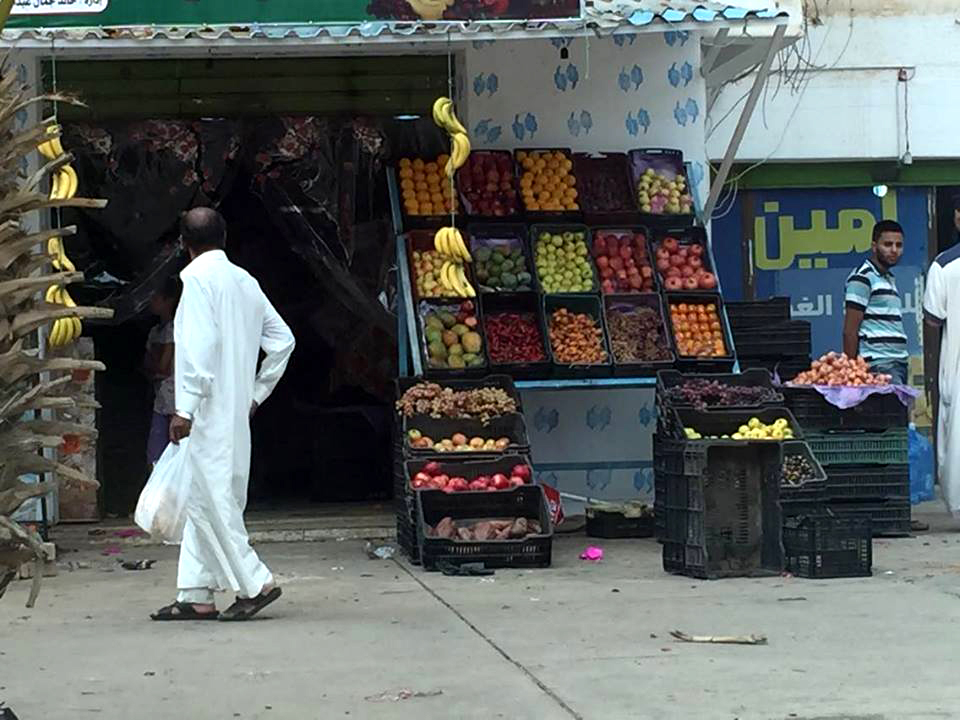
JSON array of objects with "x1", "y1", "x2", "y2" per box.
[{"x1": 790, "y1": 352, "x2": 891, "y2": 387}]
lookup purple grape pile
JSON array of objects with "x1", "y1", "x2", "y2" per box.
[
  {"x1": 663, "y1": 378, "x2": 782, "y2": 411},
  {"x1": 367, "y1": 0, "x2": 418, "y2": 20}
]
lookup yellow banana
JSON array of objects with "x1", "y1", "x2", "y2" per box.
[
  {"x1": 61, "y1": 165, "x2": 78, "y2": 199},
  {"x1": 451, "y1": 228, "x2": 471, "y2": 263},
  {"x1": 432, "y1": 96, "x2": 451, "y2": 128},
  {"x1": 446, "y1": 133, "x2": 471, "y2": 177},
  {"x1": 446, "y1": 261, "x2": 464, "y2": 297},
  {"x1": 45, "y1": 284, "x2": 59, "y2": 304},
  {"x1": 433, "y1": 227, "x2": 451, "y2": 257},
  {"x1": 439, "y1": 261, "x2": 454, "y2": 292},
  {"x1": 49, "y1": 170, "x2": 61, "y2": 200},
  {"x1": 454, "y1": 265, "x2": 475, "y2": 298},
  {"x1": 47, "y1": 238, "x2": 63, "y2": 270},
  {"x1": 407, "y1": 0, "x2": 447, "y2": 20},
  {"x1": 441, "y1": 102, "x2": 467, "y2": 135},
  {"x1": 61, "y1": 288, "x2": 82, "y2": 342}
]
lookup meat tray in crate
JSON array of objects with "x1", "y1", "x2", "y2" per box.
[
  {"x1": 657, "y1": 442, "x2": 784, "y2": 579},
  {"x1": 417, "y1": 485, "x2": 553, "y2": 570},
  {"x1": 604, "y1": 293, "x2": 675, "y2": 377},
  {"x1": 468, "y1": 224, "x2": 537, "y2": 293},
  {"x1": 783, "y1": 514, "x2": 872, "y2": 579},
  {"x1": 782, "y1": 386, "x2": 909, "y2": 432},
  {"x1": 480, "y1": 291, "x2": 552, "y2": 379},
  {"x1": 401, "y1": 412, "x2": 531, "y2": 458},
  {"x1": 824, "y1": 463, "x2": 909, "y2": 500}
]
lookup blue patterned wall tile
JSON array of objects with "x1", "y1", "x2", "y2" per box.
[
  {"x1": 586, "y1": 405, "x2": 612, "y2": 431},
  {"x1": 681, "y1": 61, "x2": 694, "y2": 86},
  {"x1": 684, "y1": 97, "x2": 700, "y2": 124},
  {"x1": 533, "y1": 406, "x2": 559, "y2": 433}
]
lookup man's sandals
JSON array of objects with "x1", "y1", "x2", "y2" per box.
[{"x1": 151, "y1": 587, "x2": 282, "y2": 622}]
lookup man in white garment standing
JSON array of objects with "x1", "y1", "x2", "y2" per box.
[
  {"x1": 151, "y1": 207, "x2": 295, "y2": 622},
  {"x1": 924, "y1": 228, "x2": 960, "y2": 519}
]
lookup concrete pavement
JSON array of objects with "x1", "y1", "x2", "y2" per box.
[{"x1": 2, "y1": 504, "x2": 959, "y2": 720}]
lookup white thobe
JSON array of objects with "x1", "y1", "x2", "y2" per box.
[
  {"x1": 924, "y1": 249, "x2": 960, "y2": 517},
  {"x1": 173, "y1": 249, "x2": 295, "y2": 603}
]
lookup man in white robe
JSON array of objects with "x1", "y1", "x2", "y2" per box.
[
  {"x1": 924, "y1": 236, "x2": 960, "y2": 518},
  {"x1": 151, "y1": 207, "x2": 295, "y2": 621}
]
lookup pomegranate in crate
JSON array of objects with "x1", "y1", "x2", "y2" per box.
[
  {"x1": 593, "y1": 230, "x2": 655, "y2": 294},
  {"x1": 459, "y1": 152, "x2": 520, "y2": 218}
]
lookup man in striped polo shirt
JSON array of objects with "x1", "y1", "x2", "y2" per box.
[{"x1": 842, "y1": 220, "x2": 909, "y2": 384}]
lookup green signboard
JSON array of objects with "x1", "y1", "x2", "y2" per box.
[{"x1": 7, "y1": 0, "x2": 582, "y2": 28}]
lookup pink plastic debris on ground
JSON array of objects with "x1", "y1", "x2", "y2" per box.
[{"x1": 580, "y1": 546, "x2": 604, "y2": 561}]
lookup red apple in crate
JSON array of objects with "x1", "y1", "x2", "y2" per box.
[
  {"x1": 493, "y1": 475, "x2": 511, "y2": 490},
  {"x1": 459, "y1": 152, "x2": 520, "y2": 217},
  {"x1": 468, "y1": 479, "x2": 487, "y2": 492},
  {"x1": 592, "y1": 231, "x2": 656, "y2": 293},
  {"x1": 511, "y1": 465, "x2": 531, "y2": 481}
]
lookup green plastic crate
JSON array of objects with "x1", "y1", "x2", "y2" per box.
[{"x1": 807, "y1": 429, "x2": 908, "y2": 466}]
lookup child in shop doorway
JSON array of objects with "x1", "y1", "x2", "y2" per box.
[{"x1": 144, "y1": 276, "x2": 181, "y2": 466}]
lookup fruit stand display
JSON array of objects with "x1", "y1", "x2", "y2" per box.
[{"x1": 394, "y1": 375, "x2": 554, "y2": 567}]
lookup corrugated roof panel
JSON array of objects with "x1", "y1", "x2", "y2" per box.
[{"x1": 1, "y1": 2, "x2": 801, "y2": 44}]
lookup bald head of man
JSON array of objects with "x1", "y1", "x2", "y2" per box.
[{"x1": 180, "y1": 206, "x2": 226, "y2": 258}]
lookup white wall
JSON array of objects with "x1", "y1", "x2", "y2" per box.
[
  {"x1": 462, "y1": 32, "x2": 710, "y2": 204},
  {"x1": 706, "y1": 8, "x2": 960, "y2": 162}
]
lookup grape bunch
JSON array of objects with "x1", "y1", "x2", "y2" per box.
[
  {"x1": 663, "y1": 378, "x2": 782, "y2": 410},
  {"x1": 367, "y1": 0, "x2": 418, "y2": 20}
]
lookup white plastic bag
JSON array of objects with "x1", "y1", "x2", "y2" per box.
[{"x1": 135, "y1": 438, "x2": 192, "y2": 543}]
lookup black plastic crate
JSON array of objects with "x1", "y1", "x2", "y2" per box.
[
  {"x1": 591, "y1": 227, "x2": 659, "y2": 295},
  {"x1": 573, "y1": 152, "x2": 639, "y2": 226},
  {"x1": 662, "y1": 541, "x2": 686, "y2": 572},
  {"x1": 651, "y1": 226, "x2": 715, "y2": 293},
  {"x1": 783, "y1": 514, "x2": 872, "y2": 578},
  {"x1": 401, "y1": 412, "x2": 531, "y2": 458},
  {"x1": 725, "y1": 297, "x2": 792, "y2": 329},
  {"x1": 663, "y1": 293, "x2": 736, "y2": 373},
  {"x1": 780, "y1": 440, "x2": 827, "y2": 518},
  {"x1": 655, "y1": 442, "x2": 784, "y2": 579},
  {"x1": 405, "y1": 230, "x2": 474, "y2": 302},
  {"x1": 395, "y1": 374, "x2": 523, "y2": 417},
  {"x1": 417, "y1": 485, "x2": 553, "y2": 570},
  {"x1": 516, "y1": 148, "x2": 583, "y2": 223},
  {"x1": 457, "y1": 151, "x2": 523, "y2": 222},
  {"x1": 604, "y1": 293, "x2": 675, "y2": 377},
  {"x1": 417, "y1": 298, "x2": 489, "y2": 379},
  {"x1": 586, "y1": 504, "x2": 654, "y2": 538},
  {"x1": 543, "y1": 294, "x2": 614, "y2": 378},
  {"x1": 404, "y1": 454, "x2": 534, "y2": 494},
  {"x1": 656, "y1": 369, "x2": 782, "y2": 411},
  {"x1": 783, "y1": 386, "x2": 909, "y2": 432},
  {"x1": 738, "y1": 355, "x2": 811, "y2": 383},
  {"x1": 627, "y1": 148, "x2": 695, "y2": 226},
  {"x1": 826, "y1": 499, "x2": 911, "y2": 537},
  {"x1": 734, "y1": 320, "x2": 811, "y2": 358},
  {"x1": 529, "y1": 223, "x2": 598, "y2": 294},
  {"x1": 479, "y1": 291, "x2": 552, "y2": 379},
  {"x1": 659, "y1": 407, "x2": 803, "y2": 444},
  {"x1": 468, "y1": 225, "x2": 537, "y2": 293},
  {"x1": 824, "y1": 464, "x2": 909, "y2": 500}
]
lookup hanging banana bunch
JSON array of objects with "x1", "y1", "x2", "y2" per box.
[
  {"x1": 430, "y1": 97, "x2": 474, "y2": 298},
  {"x1": 40, "y1": 126, "x2": 83, "y2": 348}
]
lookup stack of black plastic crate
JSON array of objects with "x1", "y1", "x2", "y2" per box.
[
  {"x1": 654, "y1": 370, "x2": 789, "y2": 579},
  {"x1": 784, "y1": 387, "x2": 911, "y2": 537},
  {"x1": 394, "y1": 375, "x2": 539, "y2": 566},
  {"x1": 725, "y1": 297, "x2": 811, "y2": 382}
]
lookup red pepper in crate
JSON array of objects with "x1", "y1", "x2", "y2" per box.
[{"x1": 485, "y1": 312, "x2": 546, "y2": 364}]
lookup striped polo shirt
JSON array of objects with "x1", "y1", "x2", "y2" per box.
[{"x1": 844, "y1": 258, "x2": 908, "y2": 362}]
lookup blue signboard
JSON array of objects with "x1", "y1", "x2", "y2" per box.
[{"x1": 712, "y1": 187, "x2": 929, "y2": 359}]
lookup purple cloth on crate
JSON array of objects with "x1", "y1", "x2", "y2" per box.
[{"x1": 782, "y1": 383, "x2": 918, "y2": 410}]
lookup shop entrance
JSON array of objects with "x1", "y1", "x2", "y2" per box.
[{"x1": 50, "y1": 55, "x2": 451, "y2": 516}]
